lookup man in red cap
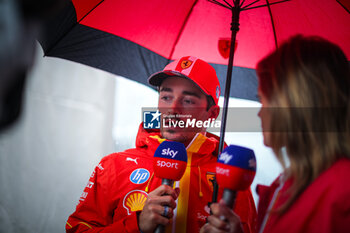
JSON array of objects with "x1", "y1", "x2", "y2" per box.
[
  {"x1": 148, "y1": 56, "x2": 222, "y2": 146},
  {"x1": 66, "y1": 56, "x2": 256, "y2": 233}
]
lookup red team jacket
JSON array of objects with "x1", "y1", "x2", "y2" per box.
[
  {"x1": 256, "y1": 158, "x2": 350, "y2": 233},
  {"x1": 66, "y1": 125, "x2": 257, "y2": 233}
]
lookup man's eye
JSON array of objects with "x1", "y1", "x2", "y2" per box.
[
  {"x1": 183, "y1": 99, "x2": 195, "y2": 105},
  {"x1": 161, "y1": 96, "x2": 171, "y2": 101}
]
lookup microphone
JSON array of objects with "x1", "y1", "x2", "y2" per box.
[
  {"x1": 153, "y1": 141, "x2": 187, "y2": 233},
  {"x1": 216, "y1": 145, "x2": 256, "y2": 208}
]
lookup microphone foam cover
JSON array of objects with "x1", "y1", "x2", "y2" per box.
[
  {"x1": 153, "y1": 141, "x2": 187, "y2": 181},
  {"x1": 216, "y1": 145, "x2": 256, "y2": 191}
]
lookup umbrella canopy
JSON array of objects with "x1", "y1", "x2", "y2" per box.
[
  {"x1": 38, "y1": 0, "x2": 350, "y2": 203},
  {"x1": 39, "y1": 0, "x2": 350, "y2": 100}
]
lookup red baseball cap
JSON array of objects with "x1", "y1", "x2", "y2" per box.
[{"x1": 148, "y1": 56, "x2": 221, "y2": 106}]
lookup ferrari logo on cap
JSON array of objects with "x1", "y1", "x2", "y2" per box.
[{"x1": 181, "y1": 60, "x2": 193, "y2": 69}]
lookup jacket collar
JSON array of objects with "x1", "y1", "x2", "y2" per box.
[{"x1": 135, "y1": 123, "x2": 221, "y2": 157}]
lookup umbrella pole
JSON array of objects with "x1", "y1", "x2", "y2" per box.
[{"x1": 214, "y1": 0, "x2": 241, "y2": 203}]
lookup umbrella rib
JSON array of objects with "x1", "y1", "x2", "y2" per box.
[
  {"x1": 241, "y1": 0, "x2": 261, "y2": 10},
  {"x1": 222, "y1": 0, "x2": 233, "y2": 8},
  {"x1": 336, "y1": 0, "x2": 350, "y2": 14},
  {"x1": 44, "y1": 0, "x2": 105, "y2": 56},
  {"x1": 207, "y1": 0, "x2": 232, "y2": 10},
  {"x1": 266, "y1": 0, "x2": 278, "y2": 49},
  {"x1": 242, "y1": 0, "x2": 290, "y2": 11},
  {"x1": 168, "y1": 0, "x2": 199, "y2": 60},
  {"x1": 77, "y1": 0, "x2": 105, "y2": 23}
]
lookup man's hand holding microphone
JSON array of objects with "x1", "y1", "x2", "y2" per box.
[{"x1": 138, "y1": 141, "x2": 187, "y2": 233}]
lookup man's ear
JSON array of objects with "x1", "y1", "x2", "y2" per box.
[{"x1": 207, "y1": 105, "x2": 220, "y2": 120}]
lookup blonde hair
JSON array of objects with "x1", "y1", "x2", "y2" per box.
[{"x1": 256, "y1": 35, "x2": 350, "y2": 213}]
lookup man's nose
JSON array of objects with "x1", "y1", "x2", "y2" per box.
[{"x1": 168, "y1": 99, "x2": 182, "y2": 114}]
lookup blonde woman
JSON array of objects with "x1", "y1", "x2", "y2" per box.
[{"x1": 201, "y1": 35, "x2": 350, "y2": 233}]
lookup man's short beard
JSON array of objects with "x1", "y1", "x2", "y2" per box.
[{"x1": 160, "y1": 129, "x2": 189, "y2": 143}]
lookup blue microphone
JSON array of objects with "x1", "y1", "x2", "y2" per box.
[
  {"x1": 153, "y1": 141, "x2": 187, "y2": 233},
  {"x1": 216, "y1": 145, "x2": 256, "y2": 208}
]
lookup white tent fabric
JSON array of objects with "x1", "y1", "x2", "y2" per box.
[
  {"x1": 0, "y1": 44, "x2": 281, "y2": 232},
  {"x1": 0, "y1": 45, "x2": 116, "y2": 232}
]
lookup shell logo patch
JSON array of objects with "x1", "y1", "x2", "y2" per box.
[
  {"x1": 181, "y1": 60, "x2": 193, "y2": 69},
  {"x1": 123, "y1": 190, "x2": 148, "y2": 215},
  {"x1": 206, "y1": 172, "x2": 216, "y2": 191}
]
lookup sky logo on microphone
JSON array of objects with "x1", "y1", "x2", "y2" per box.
[
  {"x1": 161, "y1": 148, "x2": 178, "y2": 158},
  {"x1": 217, "y1": 145, "x2": 256, "y2": 171},
  {"x1": 218, "y1": 152, "x2": 232, "y2": 164},
  {"x1": 143, "y1": 110, "x2": 161, "y2": 129},
  {"x1": 130, "y1": 168, "x2": 150, "y2": 184},
  {"x1": 154, "y1": 141, "x2": 187, "y2": 162}
]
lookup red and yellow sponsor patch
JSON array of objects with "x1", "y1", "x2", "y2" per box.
[
  {"x1": 206, "y1": 172, "x2": 216, "y2": 191},
  {"x1": 123, "y1": 190, "x2": 148, "y2": 215}
]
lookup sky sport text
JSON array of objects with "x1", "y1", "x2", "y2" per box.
[
  {"x1": 156, "y1": 147, "x2": 181, "y2": 169},
  {"x1": 156, "y1": 160, "x2": 180, "y2": 169}
]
